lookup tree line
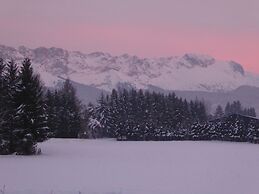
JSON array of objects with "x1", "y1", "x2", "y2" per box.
[
  {"x1": 87, "y1": 89, "x2": 207, "y2": 140},
  {"x1": 86, "y1": 90, "x2": 259, "y2": 142},
  {"x1": 1, "y1": 58, "x2": 259, "y2": 155},
  {"x1": 214, "y1": 101, "x2": 256, "y2": 119}
]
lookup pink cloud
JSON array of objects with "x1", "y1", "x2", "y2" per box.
[
  {"x1": 63, "y1": 24, "x2": 259, "y2": 73},
  {"x1": 0, "y1": 19, "x2": 258, "y2": 73}
]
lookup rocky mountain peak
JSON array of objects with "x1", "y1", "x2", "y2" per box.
[{"x1": 0, "y1": 45, "x2": 258, "y2": 92}]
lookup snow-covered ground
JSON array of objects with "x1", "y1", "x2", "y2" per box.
[{"x1": 0, "y1": 139, "x2": 259, "y2": 194}]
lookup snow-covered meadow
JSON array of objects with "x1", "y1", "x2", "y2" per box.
[{"x1": 0, "y1": 139, "x2": 259, "y2": 194}]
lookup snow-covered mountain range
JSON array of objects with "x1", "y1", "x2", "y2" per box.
[{"x1": 0, "y1": 44, "x2": 259, "y2": 93}]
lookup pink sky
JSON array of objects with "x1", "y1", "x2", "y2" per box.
[{"x1": 0, "y1": 0, "x2": 258, "y2": 73}]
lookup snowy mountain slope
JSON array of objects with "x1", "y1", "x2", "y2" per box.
[{"x1": 0, "y1": 44, "x2": 259, "y2": 92}]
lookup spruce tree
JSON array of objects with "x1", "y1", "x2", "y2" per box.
[
  {"x1": 214, "y1": 105, "x2": 224, "y2": 119},
  {"x1": 0, "y1": 58, "x2": 7, "y2": 127},
  {"x1": 55, "y1": 79, "x2": 81, "y2": 138},
  {"x1": 87, "y1": 103, "x2": 101, "y2": 138},
  {"x1": 78, "y1": 105, "x2": 91, "y2": 138},
  {"x1": 225, "y1": 102, "x2": 231, "y2": 115},
  {"x1": 108, "y1": 89, "x2": 120, "y2": 137},
  {"x1": 0, "y1": 58, "x2": 10, "y2": 154},
  {"x1": 89, "y1": 93, "x2": 110, "y2": 137},
  {"x1": 247, "y1": 108, "x2": 256, "y2": 117},
  {"x1": 4, "y1": 60, "x2": 20, "y2": 153},
  {"x1": 14, "y1": 58, "x2": 47, "y2": 155},
  {"x1": 45, "y1": 90, "x2": 57, "y2": 137}
]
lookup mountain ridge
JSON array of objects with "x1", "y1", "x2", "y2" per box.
[
  {"x1": 1, "y1": 44, "x2": 259, "y2": 115},
  {"x1": 0, "y1": 44, "x2": 259, "y2": 93}
]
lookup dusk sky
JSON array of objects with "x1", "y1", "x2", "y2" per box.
[{"x1": 0, "y1": 0, "x2": 258, "y2": 72}]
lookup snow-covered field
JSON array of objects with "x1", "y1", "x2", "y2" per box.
[{"x1": 0, "y1": 139, "x2": 259, "y2": 194}]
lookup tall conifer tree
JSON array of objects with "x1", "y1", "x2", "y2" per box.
[{"x1": 14, "y1": 58, "x2": 47, "y2": 154}]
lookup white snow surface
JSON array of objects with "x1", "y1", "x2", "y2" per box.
[
  {"x1": 1, "y1": 45, "x2": 259, "y2": 92},
  {"x1": 0, "y1": 138, "x2": 259, "y2": 194}
]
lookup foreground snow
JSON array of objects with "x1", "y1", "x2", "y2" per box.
[{"x1": 0, "y1": 139, "x2": 259, "y2": 194}]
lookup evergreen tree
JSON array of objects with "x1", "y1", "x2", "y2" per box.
[
  {"x1": 78, "y1": 105, "x2": 91, "y2": 138},
  {"x1": 90, "y1": 93, "x2": 110, "y2": 137},
  {"x1": 246, "y1": 107, "x2": 256, "y2": 117},
  {"x1": 243, "y1": 108, "x2": 249, "y2": 116},
  {"x1": 197, "y1": 101, "x2": 207, "y2": 122},
  {"x1": 55, "y1": 79, "x2": 81, "y2": 138},
  {"x1": 4, "y1": 60, "x2": 20, "y2": 153},
  {"x1": 108, "y1": 89, "x2": 120, "y2": 137},
  {"x1": 225, "y1": 102, "x2": 231, "y2": 115},
  {"x1": 0, "y1": 58, "x2": 9, "y2": 154},
  {"x1": 0, "y1": 58, "x2": 7, "y2": 127},
  {"x1": 14, "y1": 58, "x2": 47, "y2": 155},
  {"x1": 45, "y1": 90, "x2": 57, "y2": 137},
  {"x1": 250, "y1": 108, "x2": 256, "y2": 117},
  {"x1": 88, "y1": 103, "x2": 103, "y2": 138},
  {"x1": 214, "y1": 105, "x2": 224, "y2": 119}
]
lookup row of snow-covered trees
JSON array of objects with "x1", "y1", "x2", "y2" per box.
[
  {"x1": 214, "y1": 101, "x2": 256, "y2": 118},
  {"x1": 0, "y1": 58, "x2": 48, "y2": 155},
  {"x1": 88, "y1": 89, "x2": 208, "y2": 140},
  {"x1": 86, "y1": 89, "x2": 259, "y2": 142},
  {"x1": 184, "y1": 114, "x2": 259, "y2": 143}
]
